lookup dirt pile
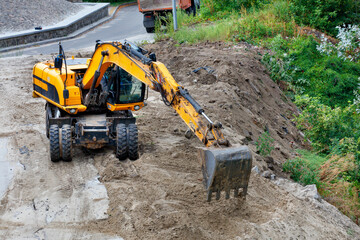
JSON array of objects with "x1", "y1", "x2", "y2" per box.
[
  {"x1": 0, "y1": 41, "x2": 359, "y2": 239},
  {"x1": 146, "y1": 40, "x2": 306, "y2": 175},
  {"x1": 0, "y1": 0, "x2": 83, "y2": 34}
]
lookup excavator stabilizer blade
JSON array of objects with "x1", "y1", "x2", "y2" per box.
[{"x1": 199, "y1": 146, "x2": 252, "y2": 202}]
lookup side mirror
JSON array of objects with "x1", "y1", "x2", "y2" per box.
[
  {"x1": 149, "y1": 52, "x2": 156, "y2": 62},
  {"x1": 54, "y1": 57, "x2": 63, "y2": 69}
]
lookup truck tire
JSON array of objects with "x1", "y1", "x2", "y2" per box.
[
  {"x1": 61, "y1": 124, "x2": 72, "y2": 162},
  {"x1": 116, "y1": 123, "x2": 128, "y2": 160},
  {"x1": 49, "y1": 125, "x2": 60, "y2": 162},
  {"x1": 128, "y1": 124, "x2": 139, "y2": 161},
  {"x1": 146, "y1": 27, "x2": 155, "y2": 33}
]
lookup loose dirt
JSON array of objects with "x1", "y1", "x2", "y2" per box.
[{"x1": 0, "y1": 41, "x2": 359, "y2": 239}]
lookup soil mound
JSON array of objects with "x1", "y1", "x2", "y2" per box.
[
  {"x1": 0, "y1": 0, "x2": 83, "y2": 34},
  {"x1": 146, "y1": 41, "x2": 306, "y2": 172}
]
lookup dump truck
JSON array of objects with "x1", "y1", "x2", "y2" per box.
[
  {"x1": 32, "y1": 40, "x2": 252, "y2": 201},
  {"x1": 138, "y1": 0, "x2": 200, "y2": 33}
]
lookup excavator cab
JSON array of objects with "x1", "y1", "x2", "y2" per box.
[{"x1": 106, "y1": 66, "x2": 146, "y2": 106}]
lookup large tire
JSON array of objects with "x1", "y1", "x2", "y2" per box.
[
  {"x1": 128, "y1": 124, "x2": 139, "y2": 161},
  {"x1": 61, "y1": 124, "x2": 72, "y2": 162},
  {"x1": 116, "y1": 123, "x2": 128, "y2": 160},
  {"x1": 146, "y1": 27, "x2": 155, "y2": 33},
  {"x1": 49, "y1": 125, "x2": 60, "y2": 162}
]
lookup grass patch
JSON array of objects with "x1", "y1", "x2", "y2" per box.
[
  {"x1": 234, "y1": 3, "x2": 296, "y2": 43},
  {"x1": 283, "y1": 150, "x2": 326, "y2": 186},
  {"x1": 155, "y1": 1, "x2": 297, "y2": 44},
  {"x1": 296, "y1": 149, "x2": 327, "y2": 169},
  {"x1": 319, "y1": 154, "x2": 360, "y2": 222}
]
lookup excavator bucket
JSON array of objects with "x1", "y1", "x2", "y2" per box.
[{"x1": 199, "y1": 146, "x2": 252, "y2": 202}]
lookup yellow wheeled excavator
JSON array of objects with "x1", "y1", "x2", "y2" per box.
[{"x1": 32, "y1": 41, "x2": 252, "y2": 201}]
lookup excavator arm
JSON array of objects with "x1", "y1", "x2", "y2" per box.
[
  {"x1": 80, "y1": 41, "x2": 252, "y2": 201},
  {"x1": 81, "y1": 42, "x2": 228, "y2": 148}
]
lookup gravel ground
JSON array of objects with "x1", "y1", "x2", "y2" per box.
[{"x1": 0, "y1": 0, "x2": 83, "y2": 34}]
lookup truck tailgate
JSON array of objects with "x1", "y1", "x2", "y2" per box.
[{"x1": 138, "y1": 0, "x2": 173, "y2": 12}]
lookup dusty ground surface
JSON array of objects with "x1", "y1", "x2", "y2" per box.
[
  {"x1": 0, "y1": 41, "x2": 359, "y2": 239},
  {"x1": 0, "y1": 0, "x2": 83, "y2": 34}
]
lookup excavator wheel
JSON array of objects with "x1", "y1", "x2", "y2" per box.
[
  {"x1": 116, "y1": 123, "x2": 128, "y2": 160},
  {"x1": 61, "y1": 124, "x2": 72, "y2": 162},
  {"x1": 49, "y1": 125, "x2": 60, "y2": 162},
  {"x1": 128, "y1": 124, "x2": 139, "y2": 161}
]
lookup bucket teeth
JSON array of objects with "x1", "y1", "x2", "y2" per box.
[{"x1": 199, "y1": 146, "x2": 252, "y2": 202}]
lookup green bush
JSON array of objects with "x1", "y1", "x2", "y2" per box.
[
  {"x1": 295, "y1": 95, "x2": 360, "y2": 153},
  {"x1": 263, "y1": 35, "x2": 360, "y2": 107},
  {"x1": 289, "y1": 0, "x2": 360, "y2": 36},
  {"x1": 283, "y1": 157, "x2": 320, "y2": 186},
  {"x1": 256, "y1": 131, "x2": 274, "y2": 157}
]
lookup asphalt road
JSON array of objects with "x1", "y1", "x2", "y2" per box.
[{"x1": 6, "y1": 4, "x2": 153, "y2": 57}]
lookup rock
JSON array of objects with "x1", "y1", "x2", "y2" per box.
[
  {"x1": 184, "y1": 129, "x2": 193, "y2": 139},
  {"x1": 302, "y1": 184, "x2": 322, "y2": 202},
  {"x1": 271, "y1": 174, "x2": 276, "y2": 180},
  {"x1": 268, "y1": 163, "x2": 274, "y2": 170},
  {"x1": 261, "y1": 170, "x2": 271, "y2": 178},
  {"x1": 282, "y1": 126, "x2": 289, "y2": 134},
  {"x1": 19, "y1": 146, "x2": 29, "y2": 155},
  {"x1": 274, "y1": 143, "x2": 281, "y2": 150},
  {"x1": 265, "y1": 156, "x2": 274, "y2": 163},
  {"x1": 274, "y1": 179, "x2": 322, "y2": 202},
  {"x1": 171, "y1": 152, "x2": 180, "y2": 158},
  {"x1": 252, "y1": 166, "x2": 260, "y2": 174}
]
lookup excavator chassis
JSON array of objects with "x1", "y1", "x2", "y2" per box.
[{"x1": 46, "y1": 103, "x2": 138, "y2": 162}]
